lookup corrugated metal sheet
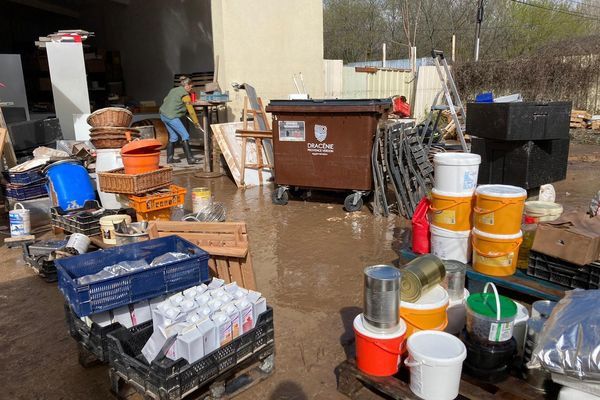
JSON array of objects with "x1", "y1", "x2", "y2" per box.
[
  {"x1": 336, "y1": 67, "x2": 413, "y2": 100},
  {"x1": 323, "y1": 59, "x2": 343, "y2": 98},
  {"x1": 341, "y1": 66, "x2": 368, "y2": 99},
  {"x1": 347, "y1": 58, "x2": 435, "y2": 69},
  {"x1": 413, "y1": 65, "x2": 444, "y2": 122}
]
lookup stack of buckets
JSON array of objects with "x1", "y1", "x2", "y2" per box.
[
  {"x1": 354, "y1": 263, "x2": 467, "y2": 400},
  {"x1": 472, "y1": 185, "x2": 526, "y2": 276},
  {"x1": 430, "y1": 153, "x2": 481, "y2": 264}
]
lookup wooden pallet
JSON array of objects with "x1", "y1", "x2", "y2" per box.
[
  {"x1": 337, "y1": 359, "x2": 545, "y2": 400},
  {"x1": 111, "y1": 353, "x2": 274, "y2": 400},
  {"x1": 147, "y1": 221, "x2": 257, "y2": 290}
]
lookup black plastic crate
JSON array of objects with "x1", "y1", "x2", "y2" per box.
[
  {"x1": 5, "y1": 181, "x2": 48, "y2": 201},
  {"x1": 50, "y1": 200, "x2": 135, "y2": 236},
  {"x1": 107, "y1": 307, "x2": 275, "y2": 400},
  {"x1": 472, "y1": 137, "x2": 569, "y2": 189},
  {"x1": 527, "y1": 250, "x2": 600, "y2": 289},
  {"x1": 64, "y1": 303, "x2": 152, "y2": 365},
  {"x1": 466, "y1": 101, "x2": 572, "y2": 140}
]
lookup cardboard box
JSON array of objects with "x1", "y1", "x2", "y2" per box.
[{"x1": 532, "y1": 211, "x2": 600, "y2": 266}]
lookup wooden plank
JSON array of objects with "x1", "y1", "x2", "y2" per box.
[
  {"x1": 207, "y1": 257, "x2": 218, "y2": 277},
  {"x1": 215, "y1": 257, "x2": 231, "y2": 283},
  {"x1": 228, "y1": 258, "x2": 244, "y2": 287},
  {"x1": 240, "y1": 255, "x2": 257, "y2": 291}
]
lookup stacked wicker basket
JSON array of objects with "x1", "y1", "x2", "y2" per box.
[{"x1": 87, "y1": 107, "x2": 139, "y2": 148}]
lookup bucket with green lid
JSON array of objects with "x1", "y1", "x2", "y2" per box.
[{"x1": 466, "y1": 282, "x2": 517, "y2": 343}]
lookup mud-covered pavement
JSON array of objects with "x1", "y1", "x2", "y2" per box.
[{"x1": 0, "y1": 142, "x2": 598, "y2": 400}]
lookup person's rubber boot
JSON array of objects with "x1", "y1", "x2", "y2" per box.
[
  {"x1": 182, "y1": 141, "x2": 200, "y2": 164},
  {"x1": 166, "y1": 142, "x2": 178, "y2": 163}
]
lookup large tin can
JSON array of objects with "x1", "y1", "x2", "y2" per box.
[{"x1": 363, "y1": 264, "x2": 402, "y2": 332}]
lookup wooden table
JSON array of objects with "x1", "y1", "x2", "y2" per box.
[{"x1": 192, "y1": 100, "x2": 228, "y2": 176}]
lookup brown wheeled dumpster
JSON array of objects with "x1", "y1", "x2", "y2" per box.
[{"x1": 265, "y1": 99, "x2": 392, "y2": 211}]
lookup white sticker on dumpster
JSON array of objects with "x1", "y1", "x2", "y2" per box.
[
  {"x1": 279, "y1": 121, "x2": 305, "y2": 142},
  {"x1": 307, "y1": 124, "x2": 334, "y2": 156}
]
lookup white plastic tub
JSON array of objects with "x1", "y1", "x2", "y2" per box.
[
  {"x1": 445, "y1": 289, "x2": 469, "y2": 335},
  {"x1": 405, "y1": 330, "x2": 467, "y2": 400},
  {"x1": 430, "y1": 224, "x2": 471, "y2": 264},
  {"x1": 433, "y1": 153, "x2": 481, "y2": 195},
  {"x1": 96, "y1": 148, "x2": 126, "y2": 209}
]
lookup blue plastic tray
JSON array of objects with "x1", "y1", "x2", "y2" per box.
[
  {"x1": 56, "y1": 236, "x2": 210, "y2": 317},
  {"x1": 6, "y1": 181, "x2": 48, "y2": 200},
  {"x1": 8, "y1": 168, "x2": 45, "y2": 185}
]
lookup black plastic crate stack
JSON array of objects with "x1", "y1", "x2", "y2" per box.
[
  {"x1": 527, "y1": 250, "x2": 600, "y2": 289},
  {"x1": 467, "y1": 102, "x2": 572, "y2": 190},
  {"x1": 3, "y1": 167, "x2": 49, "y2": 201},
  {"x1": 50, "y1": 200, "x2": 135, "y2": 236}
]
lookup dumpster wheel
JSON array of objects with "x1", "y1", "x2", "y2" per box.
[
  {"x1": 272, "y1": 187, "x2": 289, "y2": 206},
  {"x1": 344, "y1": 192, "x2": 364, "y2": 212}
]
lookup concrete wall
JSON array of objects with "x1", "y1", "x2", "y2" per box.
[
  {"x1": 211, "y1": 0, "x2": 324, "y2": 120},
  {"x1": 81, "y1": 0, "x2": 214, "y2": 103}
]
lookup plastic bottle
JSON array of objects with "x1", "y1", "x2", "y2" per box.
[{"x1": 517, "y1": 216, "x2": 537, "y2": 270}]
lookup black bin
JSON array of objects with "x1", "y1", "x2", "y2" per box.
[
  {"x1": 466, "y1": 102, "x2": 572, "y2": 141},
  {"x1": 472, "y1": 137, "x2": 569, "y2": 189}
]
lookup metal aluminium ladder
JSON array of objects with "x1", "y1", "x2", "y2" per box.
[{"x1": 431, "y1": 50, "x2": 468, "y2": 152}]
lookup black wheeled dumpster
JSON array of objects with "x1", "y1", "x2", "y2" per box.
[{"x1": 265, "y1": 99, "x2": 392, "y2": 211}]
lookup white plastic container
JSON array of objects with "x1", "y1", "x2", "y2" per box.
[
  {"x1": 405, "y1": 330, "x2": 467, "y2": 400},
  {"x1": 433, "y1": 152, "x2": 481, "y2": 195},
  {"x1": 445, "y1": 289, "x2": 469, "y2": 335},
  {"x1": 95, "y1": 148, "x2": 126, "y2": 209},
  {"x1": 99, "y1": 214, "x2": 132, "y2": 245},
  {"x1": 9, "y1": 203, "x2": 31, "y2": 237},
  {"x1": 525, "y1": 200, "x2": 563, "y2": 222},
  {"x1": 430, "y1": 224, "x2": 471, "y2": 264},
  {"x1": 513, "y1": 302, "x2": 530, "y2": 357}
]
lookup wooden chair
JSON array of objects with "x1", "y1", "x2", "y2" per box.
[{"x1": 235, "y1": 96, "x2": 273, "y2": 187}]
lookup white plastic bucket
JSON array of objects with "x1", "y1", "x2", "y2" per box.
[
  {"x1": 525, "y1": 201, "x2": 563, "y2": 222},
  {"x1": 405, "y1": 330, "x2": 467, "y2": 400},
  {"x1": 445, "y1": 289, "x2": 469, "y2": 335},
  {"x1": 513, "y1": 302, "x2": 529, "y2": 358},
  {"x1": 66, "y1": 233, "x2": 91, "y2": 254},
  {"x1": 100, "y1": 214, "x2": 132, "y2": 245},
  {"x1": 9, "y1": 203, "x2": 31, "y2": 237},
  {"x1": 433, "y1": 153, "x2": 481, "y2": 195},
  {"x1": 96, "y1": 149, "x2": 126, "y2": 209},
  {"x1": 430, "y1": 224, "x2": 471, "y2": 264}
]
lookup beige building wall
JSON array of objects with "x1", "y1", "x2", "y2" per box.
[{"x1": 211, "y1": 0, "x2": 325, "y2": 121}]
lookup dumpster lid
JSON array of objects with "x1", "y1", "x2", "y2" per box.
[{"x1": 266, "y1": 98, "x2": 393, "y2": 113}]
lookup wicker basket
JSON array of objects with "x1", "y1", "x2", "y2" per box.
[
  {"x1": 89, "y1": 127, "x2": 140, "y2": 136},
  {"x1": 87, "y1": 107, "x2": 133, "y2": 128},
  {"x1": 90, "y1": 138, "x2": 128, "y2": 149},
  {"x1": 97, "y1": 166, "x2": 173, "y2": 195}
]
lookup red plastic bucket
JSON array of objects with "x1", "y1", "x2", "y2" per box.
[{"x1": 354, "y1": 314, "x2": 407, "y2": 376}]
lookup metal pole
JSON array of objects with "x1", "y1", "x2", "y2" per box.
[
  {"x1": 382, "y1": 43, "x2": 386, "y2": 68},
  {"x1": 474, "y1": 0, "x2": 484, "y2": 61},
  {"x1": 452, "y1": 34, "x2": 456, "y2": 62}
]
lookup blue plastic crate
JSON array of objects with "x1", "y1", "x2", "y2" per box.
[
  {"x1": 56, "y1": 236, "x2": 210, "y2": 317},
  {"x1": 8, "y1": 168, "x2": 45, "y2": 185},
  {"x1": 5, "y1": 181, "x2": 48, "y2": 201}
]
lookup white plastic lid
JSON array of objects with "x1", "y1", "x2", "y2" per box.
[
  {"x1": 431, "y1": 188, "x2": 476, "y2": 199},
  {"x1": 433, "y1": 152, "x2": 481, "y2": 166},
  {"x1": 476, "y1": 184, "x2": 527, "y2": 198},
  {"x1": 401, "y1": 285, "x2": 449, "y2": 309},
  {"x1": 430, "y1": 224, "x2": 471, "y2": 237},
  {"x1": 525, "y1": 201, "x2": 563, "y2": 216},
  {"x1": 473, "y1": 227, "x2": 523, "y2": 240},
  {"x1": 353, "y1": 314, "x2": 406, "y2": 339}
]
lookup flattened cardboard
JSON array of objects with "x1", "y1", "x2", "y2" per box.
[{"x1": 532, "y1": 211, "x2": 600, "y2": 266}]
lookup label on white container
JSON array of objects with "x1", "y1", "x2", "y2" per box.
[
  {"x1": 489, "y1": 320, "x2": 514, "y2": 342},
  {"x1": 463, "y1": 170, "x2": 477, "y2": 190}
]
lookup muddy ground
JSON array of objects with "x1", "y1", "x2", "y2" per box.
[{"x1": 0, "y1": 142, "x2": 598, "y2": 400}]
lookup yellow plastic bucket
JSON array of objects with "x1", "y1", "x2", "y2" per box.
[
  {"x1": 430, "y1": 189, "x2": 474, "y2": 232},
  {"x1": 400, "y1": 285, "x2": 449, "y2": 337},
  {"x1": 474, "y1": 185, "x2": 527, "y2": 235},
  {"x1": 472, "y1": 228, "x2": 523, "y2": 277}
]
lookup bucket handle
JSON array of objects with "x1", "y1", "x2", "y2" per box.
[
  {"x1": 13, "y1": 203, "x2": 25, "y2": 211},
  {"x1": 429, "y1": 198, "x2": 470, "y2": 213},
  {"x1": 404, "y1": 357, "x2": 422, "y2": 367},
  {"x1": 471, "y1": 237, "x2": 523, "y2": 258},
  {"x1": 473, "y1": 198, "x2": 521, "y2": 215},
  {"x1": 401, "y1": 314, "x2": 441, "y2": 332},
  {"x1": 483, "y1": 282, "x2": 501, "y2": 321},
  {"x1": 363, "y1": 335, "x2": 403, "y2": 356}
]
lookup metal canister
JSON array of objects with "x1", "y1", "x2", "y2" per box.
[
  {"x1": 400, "y1": 254, "x2": 446, "y2": 303},
  {"x1": 522, "y1": 301, "x2": 557, "y2": 392},
  {"x1": 192, "y1": 187, "x2": 212, "y2": 213},
  {"x1": 363, "y1": 264, "x2": 401, "y2": 332},
  {"x1": 531, "y1": 300, "x2": 557, "y2": 320}
]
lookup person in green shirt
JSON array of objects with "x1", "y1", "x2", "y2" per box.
[{"x1": 159, "y1": 76, "x2": 201, "y2": 164}]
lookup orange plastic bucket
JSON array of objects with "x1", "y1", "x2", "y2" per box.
[
  {"x1": 400, "y1": 285, "x2": 449, "y2": 337},
  {"x1": 474, "y1": 185, "x2": 527, "y2": 235},
  {"x1": 430, "y1": 189, "x2": 474, "y2": 232},
  {"x1": 472, "y1": 228, "x2": 523, "y2": 277},
  {"x1": 354, "y1": 314, "x2": 407, "y2": 376},
  {"x1": 121, "y1": 138, "x2": 162, "y2": 175}
]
